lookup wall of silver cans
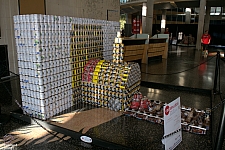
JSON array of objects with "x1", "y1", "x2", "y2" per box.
[
  {"x1": 103, "y1": 21, "x2": 120, "y2": 60},
  {"x1": 13, "y1": 14, "x2": 119, "y2": 120}
]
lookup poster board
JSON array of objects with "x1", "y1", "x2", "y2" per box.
[
  {"x1": 163, "y1": 97, "x2": 182, "y2": 150},
  {"x1": 132, "y1": 17, "x2": 141, "y2": 34},
  {"x1": 19, "y1": 0, "x2": 45, "y2": 15}
]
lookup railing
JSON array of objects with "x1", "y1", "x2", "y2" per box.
[{"x1": 212, "y1": 51, "x2": 225, "y2": 150}]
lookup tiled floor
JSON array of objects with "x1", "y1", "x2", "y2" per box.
[{"x1": 1, "y1": 46, "x2": 225, "y2": 149}]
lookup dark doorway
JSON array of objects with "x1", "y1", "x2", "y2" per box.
[
  {"x1": 0, "y1": 45, "x2": 10, "y2": 78},
  {"x1": 0, "y1": 45, "x2": 12, "y2": 106}
]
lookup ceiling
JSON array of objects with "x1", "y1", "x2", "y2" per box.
[{"x1": 120, "y1": 0, "x2": 225, "y2": 14}]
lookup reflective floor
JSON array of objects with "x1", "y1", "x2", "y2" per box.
[
  {"x1": 141, "y1": 46, "x2": 225, "y2": 90},
  {"x1": 1, "y1": 46, "x2": 225, "y2": 150}
]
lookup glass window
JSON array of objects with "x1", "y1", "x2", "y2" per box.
[{"x1": 210, "y1": 7, "x2": 221, "y2": 15}]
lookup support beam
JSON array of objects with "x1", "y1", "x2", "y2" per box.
[
  {"x1": 196, "y1": 0, "x2": 206, "y2": 50},
  {"x1": 142, "y1": 2, "x2": 147, "y2": 33},
  {"x1": 146, "y1": 0, "x2": 155, "y2": 37},
  {"x1": 185, "y1": 8, "x2": 191, "y2": 24},
  {"x1": 204, "y1": 6, "x2": 211, "y2": 31},
  {"x1": 161, "y1": 9, "x2": 166, "y2": 34}
]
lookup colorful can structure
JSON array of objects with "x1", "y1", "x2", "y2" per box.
[
  {"x1": 14, "y1": 14, "x2": 119, "y2": 120},
  {"x1": 81, "y1": 58, "x2": 141, "y2": 111}
]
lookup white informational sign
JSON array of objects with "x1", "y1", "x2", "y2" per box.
[
  {"x1": 163, "y1": 97, "x2": 182, "y2": 150},
  {"x1": 172, "y1": 40, "x2": 177, "y2": 45}
]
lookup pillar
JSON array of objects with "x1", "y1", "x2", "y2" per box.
[
  {"x1": 124, "y1": 13, "x2": 132, "y2": 37},
  {"x1": 146, "y1": 0, "x2": 155, "y2": 37},
  {"x1": 196, "y1": 0, "x2": 206, "y2": 50},
  {"x1": 161, "y1": 9, "x2": 166, "y2": 33},
  {"x1": 204, "y1": 6, "x2": 211, "y2": 31},
  {"x1": 142, "y1": 3, "x2": 147, "y2": 33},
  {"x1": 185, "y1": 8, "x2": 191, "y2": 24},
  {"x1": 125, "y1": 13, "x2": 132, "y2": 24}
]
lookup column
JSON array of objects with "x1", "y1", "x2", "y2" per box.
[
  {"x1": 142, "y1": 2, "x2": 147, "y2": 33},
  {"x1": 124, "y1": 13, "x2": 132, "y2": 37},
  {"x1": 185, "y1": 8, "x2": 191, "y2": 24},
  {"x1": 125, "y1": 13, "x2": 132, "y2": 24},
  {"x1": 204, "y1": 6, "x2": 211, "y2": 31},
  {"x1": 161, "y1": 9, "x2": 166, "y2": 33},
  {"x1": 196, "y1": 0, "x2": 206, "y2": 50},
  {"x1": 146, "y1": 0, "x2": 155, "y2": 37}
]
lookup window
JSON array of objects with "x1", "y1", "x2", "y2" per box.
[{"x1": 210, "y1": 7, "x2": 221, "y2": 15}]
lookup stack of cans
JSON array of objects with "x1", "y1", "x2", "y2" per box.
[
  {"x1": 70, "y1": 21, "x2": 104, "y2": 104},
  {"x1": 108, "y1": 98, "x2": 121, "y2": 111},
  {"x1": 127, "y1": 63, "x2": 141, "y2": 87},
  {"x1": 112, "y1": 43, "x2": 124, "y2": 64},
  {"x1": 13, "y1": 14, "x2": 120, "y2": 120},
  {"x1": 82, "y1": 59, "x2": 100, "y2": 82},
  {"x1": 112, "y1": 32, "x2": 124, "y2": 64},
  {"x1": 102, "y1": 21, "x2": 120, "y2": 61},
  {"x1": 81, "y1": 59, "x2": 141, "y2": 111},
  {"x1": 14, "y1": 14, "x2": 73, "y2": 120}
]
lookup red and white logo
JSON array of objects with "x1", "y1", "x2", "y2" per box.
[{"x1": 165, "y1": 105, "x2": 170, "y2": 115}]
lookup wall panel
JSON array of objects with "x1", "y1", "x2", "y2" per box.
[{"x1": 45, "y1": 0, "x2": 120, "y2": 21}]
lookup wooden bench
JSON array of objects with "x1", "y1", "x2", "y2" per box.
[
  {"x1": 122, "y1": 38, "x2": 168, "y2": 64},
  {"x1": 124, "y1": 43, "x2": 168, "y2": 64},
  {"x1": 123, "y1": 44, "x2": 145, "y2": 62}
]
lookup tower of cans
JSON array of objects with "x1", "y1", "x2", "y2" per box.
[
  {"x1": 70, "y1": 19, "x2": 104, "y2": 105},
  {"x1": 14, "y1": 15, "x2": 73, "y2": 120},
  {"x1": 81, "y1": 59, "x2": 141, "y2": 111},
  {"x1": 103, "y1": 21, "x2": 120, "y2": 61},
  {"x1": 13, "y1": 14, "x2": 119, "y2": 120},
  {"x1": 113, "y1": 32, "x2": 124, "y2": 64}
]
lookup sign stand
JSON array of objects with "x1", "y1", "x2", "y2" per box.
[{"x1": 162, "y1": 97, "x2": 182, "y2": 150}]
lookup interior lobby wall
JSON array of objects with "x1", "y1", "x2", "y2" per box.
[{"x1": 0, "y1": 0, "x2": 120, "y2": 74}]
